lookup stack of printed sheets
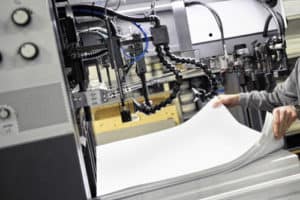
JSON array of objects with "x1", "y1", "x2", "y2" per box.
[{"x1": 96, "y1": 99, "x2": 284, "y2": 198}]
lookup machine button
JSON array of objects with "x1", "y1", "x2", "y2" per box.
[
  {"x1": 0, "y1": 107, "x2": 10, "y2": 120},
  {"x1": 19, "y1": 42, "x2": 39, "y2": 60},
  {"x1": 11, "y1": 8, "x2": 32, "y2": 26},
  {"x1": 0, "y1": 52, "x2": 2, "y2": 63}
]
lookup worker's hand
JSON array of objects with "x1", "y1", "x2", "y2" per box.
[
  {"x1": 213, "y1": 94, "x2": 240, "y2": 108},
  {"x1": 272, "y1": 106, "x2": 297, "y2": 140}
]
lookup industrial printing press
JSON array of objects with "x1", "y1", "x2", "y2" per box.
[{"x1": 1, "y1": 0, "x2": 300, "y2": 199}]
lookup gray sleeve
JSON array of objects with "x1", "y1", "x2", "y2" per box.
[{"x1": 239, "y1": 59, "x2": 300, "y2": 112}]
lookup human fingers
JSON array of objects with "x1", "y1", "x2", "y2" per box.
[
  {"x1": 278, "y1": 109, "x2": 288, "y2": 138},
  {"x1": 287, "y1": 107, "x2": 297, "y2": 126},
  {"x1": 285, "y1": 107, "x2": 298, "y2": 134},
  {"x1": 273, "y1": 109, "x2": 280, "y2": 139},
  {"x1": 213, "y1": 95, "x2": 239, "y2": 108},
  {"x1": 212, "y1": 97, "x2": 223, "y2": 108},
  {"x1": 213, "y1": 95, "x2": 226, "y2": 108}
]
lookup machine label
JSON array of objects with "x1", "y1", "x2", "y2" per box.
[
  {"x1": 86, "y1": 91, "x2": 102, "y2": 106},
  {"x1": 0, "y1": 105, "x2": 19, "y2": 136}
]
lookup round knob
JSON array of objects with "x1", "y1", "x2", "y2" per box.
[
  {"x1": 19, "y1": 42, "x2": 39, "y2": 60},
  {"x1": 0, "y1": 107, "x2": 10, "y2": 120},
  {"x1": 11, "y1": 8, "x2": 31, "y2": 26}
]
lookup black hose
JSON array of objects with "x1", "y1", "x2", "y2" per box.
[
  {"x1": 263, "y1": 12, "x2": 285, "y2": 38},
  {"x1": 276, "y1": 11, "x2": 286, "y2": 37},
  {"x1": 71, "y1": 4, "x2": 160, "y2": 26},
  {"x1": 263, "y1": 14, "x2": 273, "y2": 37},
  {"x1": 262, "y1": 9, "x2": 288, "y2": 68},
  {"x1": 133, "y1": 45, "x2": 182, "y2": 114},
  {"x1": 71, "y1": 49, "x2": 108, "y2": 59},
  {"x1": 260, "y1": 1, "x2": 284, "y2": 40},
  {"x1": 72, "y1": 10, "x2": 117, "y2": 36}
]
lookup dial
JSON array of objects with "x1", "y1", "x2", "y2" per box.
[
  {"x1": 0, "y1": 107, "x2": 10, "y2": 120},
  {"x1": 19, "y1": 42, "x2": 39, "y2": 60},
  {"x1": 11, "y1": 8, "x2": 31, "y2": 26}
]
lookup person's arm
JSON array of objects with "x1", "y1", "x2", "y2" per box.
[
  {"x1": 213, "y1": 59, "x2": 300, "y2": 139},
  {"x1": 240, "y1": 59, "x2": 300, "y2": 112}
]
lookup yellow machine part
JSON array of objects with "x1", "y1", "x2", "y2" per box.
[{"x1": 91, "y1": 92, "x2": 181, "y2": 135}]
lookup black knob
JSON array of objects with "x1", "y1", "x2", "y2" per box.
[
  {"x1": 0, "y1": 52, "x2": 2, "y2": 63},
  {"x1": 11, "y1": 8, "x2": 32, "y2": 26}
]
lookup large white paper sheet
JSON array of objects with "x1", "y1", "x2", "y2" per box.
[{"x1": 97, "y1": 99, "x2": 283, "y2": 196}]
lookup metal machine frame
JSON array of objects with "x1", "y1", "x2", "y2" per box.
[{"x1": 0, "y1": 0, "x2": 297, "y2": 200}]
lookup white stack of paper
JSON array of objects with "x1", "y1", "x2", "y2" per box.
[{"x1": 96, "y1": 99, "x2": 284, "y2": 197}]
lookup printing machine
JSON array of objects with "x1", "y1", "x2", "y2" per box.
[{"x1": 1, "y1": 0, "x2": 300, "y2": 199}]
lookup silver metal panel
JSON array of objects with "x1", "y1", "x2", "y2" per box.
[
  {"x1": 201, "y1": 174, "x2": 300, "y2": 200},
  {"x1": 0, "y1": 0, "x2": 74, "y2": 144},
  {"x1": 186, "y1": 0, "x2": 284, "y2": 44},
  {"x1": 0, "y1": 83, "x2": 68, "y2": 132},
  {"x1": 171, "y1": 0, "x2": 194, "y2": 55},
  {"x1": 101, "y1": 0, "x2": 286, "y2": 58},
  {"x1": 193, "y1": 33, "x2": 274, "y2": 58},
  {"x1": 0, "y1": 1, "x2": 92, "y2": 197}
]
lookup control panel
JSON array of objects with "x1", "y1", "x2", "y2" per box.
[
  {"x1": 0, "y1": 0, "x2": 73, "y2": 147},
  {"x1": 0, "y1": 2, "x2": 92, "y2": 199}
]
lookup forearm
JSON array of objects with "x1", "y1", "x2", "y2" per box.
[
  {"x1": 240, "y1": 90, "x2": 283, "y2": 112},
  {"x1": 239, "y1": 80, "x2": 298, "y2": 112},
  {"x1": 239, "y1": 59, "x2": 300, "y2": 111}
]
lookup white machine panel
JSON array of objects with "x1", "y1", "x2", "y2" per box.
[{"x1": 187, "y1": 0, "x2": 285, "y2": 44}]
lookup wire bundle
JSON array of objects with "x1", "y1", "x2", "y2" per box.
[{"x1": 68, "y1": 3, "x2": 215, "y2": 114}]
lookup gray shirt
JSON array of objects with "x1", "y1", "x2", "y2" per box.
[{"x1": 240, "y1": 58, "x2": 300, "y2": 112}]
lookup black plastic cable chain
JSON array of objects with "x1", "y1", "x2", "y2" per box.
[
  {"x1": 162, "y1": 45, "x2": 209, "y2": 73},
  {"x1": 133, "y1": 45, "x2": 182, "y2": 114},
  {"x1": 163, "y1": 45, "x2": 219, "y2": 100}
]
